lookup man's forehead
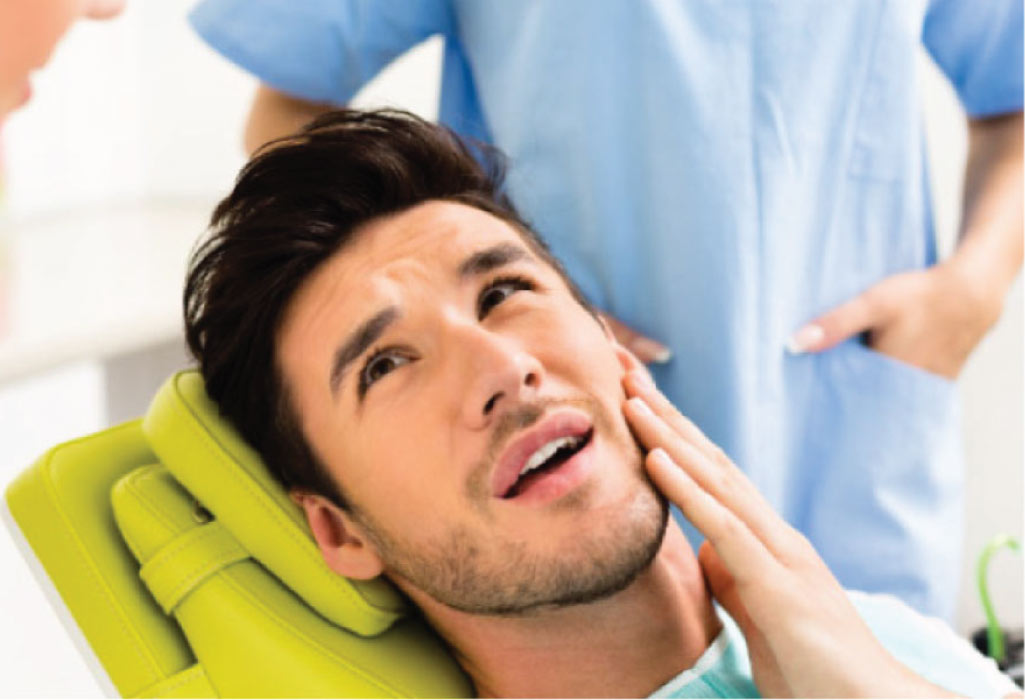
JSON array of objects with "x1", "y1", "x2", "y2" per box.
[
  {"x1": 348, "y1": 200, "x2": 526, "y2": 272},
  {"x1": 280, "y1": 201, "x2": 534, "y2": 349}
]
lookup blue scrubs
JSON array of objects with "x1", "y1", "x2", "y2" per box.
[{"x1": 190, "y1": 0, "x2": 1024, "y2": 620}]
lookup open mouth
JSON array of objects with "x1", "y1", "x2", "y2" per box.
[{"x1": 501, "y1": 428, "x2": 593, "y2": 499}]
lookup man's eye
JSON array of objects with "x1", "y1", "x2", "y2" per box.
[
  {"x1": 359, "y1": 350, "x2": 411, "y2": 395},
  {"x1": 478, "y1": 276, "x2": 535, "y2": 319}
]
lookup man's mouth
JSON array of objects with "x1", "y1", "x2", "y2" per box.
[{"x1": 492, "y1": 411, "x2": 595, "y2": 500}]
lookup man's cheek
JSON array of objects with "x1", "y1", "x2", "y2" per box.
[
  {"x1": 561, "y1": 345, "x2": 622, "y2": 405},
  {"x1": 571, "y1": 327, "x2": 623, "y2": 379}
]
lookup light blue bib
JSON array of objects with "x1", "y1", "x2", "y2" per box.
[{"x1": 650, "y1": 592, "x2": 1017, "y2": 698}]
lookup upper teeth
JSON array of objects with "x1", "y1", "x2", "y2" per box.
[{"x1": 520, "y1": 435, "x2": 583, "y2": 476}]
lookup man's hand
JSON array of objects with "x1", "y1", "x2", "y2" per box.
[
  {"x1": 785, "y1": 259, "x2": 1002, "y2": 379},
  {"x1": 621, "y1": 369, "x2": 957, "y2": 698}
]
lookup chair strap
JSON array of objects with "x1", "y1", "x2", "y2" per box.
[{"x1": 141, "y1": 521, "x2": 248, "y2": 614}]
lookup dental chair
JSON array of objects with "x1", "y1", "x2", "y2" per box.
[{"x1": 3, "y1": 370, "x2": 472, "y2": 698}]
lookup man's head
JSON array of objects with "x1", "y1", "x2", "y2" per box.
[{"x1": 185, "y1": 109, "x2": 667, "y2": 617}]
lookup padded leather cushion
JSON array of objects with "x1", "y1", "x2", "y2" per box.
[
  {"x1": 4, "y1": 421, "x2": 196, "y2": 697},
  {"x1": 142, "y1": 370, "x2": 406, "y2": 637},
  {"x1": 113, "y1": 464, "x2": 470, "y2": 697}
]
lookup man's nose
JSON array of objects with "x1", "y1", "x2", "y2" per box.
[{"x1": 457, "y1": 327, "x2": 545, "y2": 430}]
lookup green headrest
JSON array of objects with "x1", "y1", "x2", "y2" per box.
[{"x1": 143, "y1": 370, "x2": 406, "y2": 637}]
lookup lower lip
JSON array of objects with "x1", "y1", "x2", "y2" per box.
[{"x1": 504, "y1": 438, "x2": 596, "y2": 506}]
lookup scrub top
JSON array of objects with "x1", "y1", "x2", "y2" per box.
[
  {"x1": 189, "y1": 0, "x2": 1024, "y2": 620},
  {"x1": 650, "y1": 592, "x2": 1018, "y2": 698}
]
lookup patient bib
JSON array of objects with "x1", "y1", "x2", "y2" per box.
[{"x1": 649, "y1": 593, "x2": 1017, "y2": 698}]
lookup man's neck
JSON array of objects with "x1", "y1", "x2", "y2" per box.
[{"x1": 411, "y1": 523, "x2": 721, "y2": 698}]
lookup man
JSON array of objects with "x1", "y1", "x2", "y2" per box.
[
  {"x1": 184, "y1": 109, "x2": 1017, "y2": 697},
  {"x1": 188, "y1": 0, "x2": 1024, "y2": 620}
]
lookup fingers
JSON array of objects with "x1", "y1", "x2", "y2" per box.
[
  {"x1": 632, "y1": 403, "x2": 792, "y2": 558},
  {"x1": 787, "y1": 290, "x2": 880, "y2": 354},
  {"x1": 699, "y1": 542, "x2": 748, "y2": 626},
  {"x1": 699, "y1": 543, "x2": 786, "y2": 693},
  {"x1": 615, "y1": 346, "x2": 659, "y2": 390},
  {"x1": 623, "y1": 376, "x2": 802, "y2": 561},
  {"x1": 646, "y1": 448, "x2": 780, "y2": 587},
  {"x1": 623, "y1": 370, "x2": 720, "y2": 459},
  {"x1": 600, "y1": 313, "x2": 672, "y2": 364}
]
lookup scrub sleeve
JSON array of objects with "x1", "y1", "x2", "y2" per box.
[
  {"x1": 923, "y1": 0, "x2": 1024, "y2": 117},
  {"x1": 189, "y1": 0, "x2": 452, "y2": 106}
]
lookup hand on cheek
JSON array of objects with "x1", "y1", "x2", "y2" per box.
[
  {"x1": 614, "y1": 346, "x2": 656, "y2": 395},
  {"x1": 618, "y1": 371, "x2": 954, "y2": 699}
]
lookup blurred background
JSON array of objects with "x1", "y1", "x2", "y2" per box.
[{"x1": 0, "y1": 2, "x2": 1020, "y2": 696}]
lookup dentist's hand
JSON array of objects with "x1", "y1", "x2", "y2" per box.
[
  {"x1": 599, "y1": 313, "x2": 672, "y2": 365},
  {"x1": 785, "y1": 261, "x2": 1002, "y2": 379},
  {"x1": 621, "y1": 370, "x2": 957, "y2": 698}
]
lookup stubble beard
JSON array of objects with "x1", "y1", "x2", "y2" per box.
[{"x1": 352, "y1": 397, "x2": 670, "y2": 616}]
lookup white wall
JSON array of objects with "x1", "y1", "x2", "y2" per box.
[
  {"x1": 2, "y1": 3, "x2": 249, "y2": 218},
  {"x1": 0, "y1": 3, "x2": 1020, "y2": 697}
]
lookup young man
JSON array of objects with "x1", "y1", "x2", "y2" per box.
[{"x1": 184, "y1": 109, "x2": 1017, "y2": 698}]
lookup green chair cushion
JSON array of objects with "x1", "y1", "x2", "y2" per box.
[
  {"x1": 4, "y1": 421, "x2": 197, "y2": 697},
  {"x1": 113, "y1": 463, "x2": 469, "y2": 698},
  {"x1": 142, "y1": 370, "x2": 405, "y2": 637},
  {"x1": 5, "y1": 369, "x2": 472, "y2": 697}
]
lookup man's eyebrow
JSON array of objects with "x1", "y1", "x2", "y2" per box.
[
  {"x1": 329, "y1": 306, "x2": 400, "y2": 397},
  {"x1": 327, "y1": 243, "x2": 529, "y2": 397},
  {"x1": 457, "y1": 243, "x2": 532, "y2": 279}
]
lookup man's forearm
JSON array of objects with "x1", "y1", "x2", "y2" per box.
[
  {"x1": 950, "y1": 112, "x2": 1024, "y2": 316},
  {"x1": 244, "y1": 84, "x2": 335, "y2": 155}
]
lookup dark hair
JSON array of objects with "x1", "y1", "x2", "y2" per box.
[{"x1": 184, "y1": 108, "x2": 591, "y2": 509}]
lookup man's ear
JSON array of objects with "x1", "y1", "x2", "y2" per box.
[{"x1": 291, "y1": 490, "x2": 385, "y2": 580}]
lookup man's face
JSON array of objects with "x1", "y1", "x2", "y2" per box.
[{"x1": 278, "y1": 200, "x2": 666, "y2": 615}]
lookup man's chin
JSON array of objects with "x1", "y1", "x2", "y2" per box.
[
  {"x1": 538, "y1": 486, "x2": 670, "y2": 612},
  {"x1": 367, "y1": 443, "x2": 669, "y2": 619},
  {"x1": 445, "y1": 480, "x2": 669, "y2": 617}
]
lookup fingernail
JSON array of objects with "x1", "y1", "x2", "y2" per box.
[
  {"x1": 628, "y1": 369, "x2": 655, "y2": 391},
  {"x1": 650, "y1": 448, "x2": 672, "y2": 468},
  {"x1": 627, "y1": 396, "x2": 652, "y2": 416},
  {"x1": 785, "y1": 324, "x2": 824, "y2": 354},
  {"x1": 631, "y1": 338, "x2": 673, "y2": 364}
]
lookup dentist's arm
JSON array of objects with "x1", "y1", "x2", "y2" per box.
[
  {"x1": 621, "y1": 369, "x2": 964, "y2": 698},
  {"x1": 244, "y1": 84, "x2": 335, "y2": 155},
  {"x1": 956, "y1": 112, "x2": 1025, "y2": 301},
  {"x1": 788, "y1": 112, "x2": 1023, "y2": 378}
]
